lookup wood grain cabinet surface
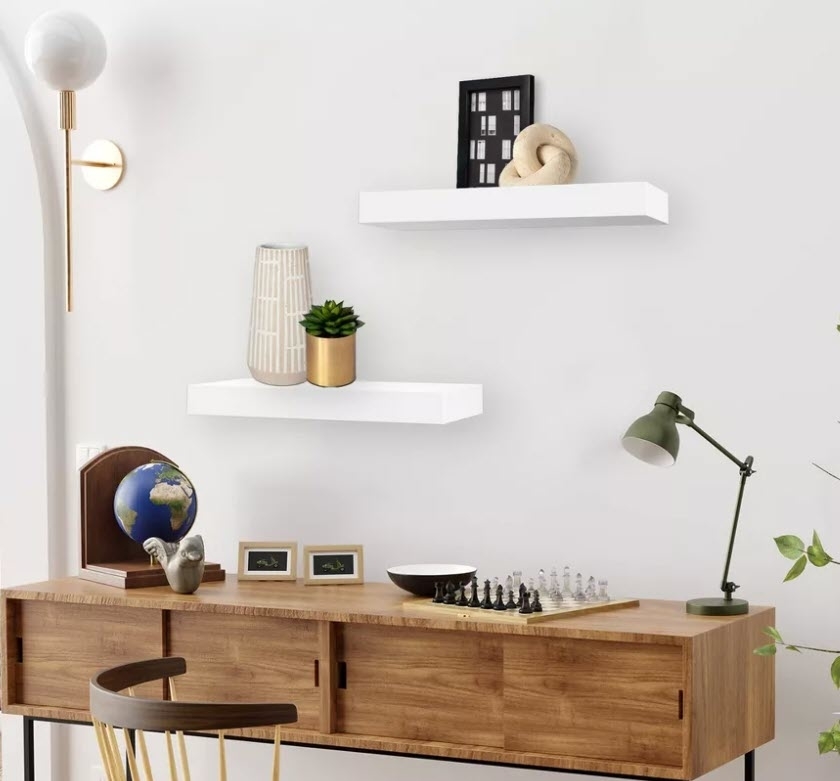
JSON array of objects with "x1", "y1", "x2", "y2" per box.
[
  {"x1": 0, "y1": 577, "x2": 774, "y2": 780},
  {"x1": 337, "y1": 624, "x2": 504, "y2": 746},
  {"x1": 168, "y1": 611, "x2": 321, "y2": 731},
  {"x1": 504, "y1": 637, "x2": 684, "y2": 767}
]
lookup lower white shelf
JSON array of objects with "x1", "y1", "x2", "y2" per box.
[{"x1": 187, "y1": 379, "x2": 483, "y2": 425}]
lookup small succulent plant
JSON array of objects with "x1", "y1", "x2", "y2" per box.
[{"x1": 300, "y1": 300, "x2": 365, "y2": 338}]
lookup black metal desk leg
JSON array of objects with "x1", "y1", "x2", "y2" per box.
[
  {"x1": 23, "y1": 716, "x2": 35, "y2": 781},
  {"x1": 745, "y1": 750, "x2": 754, "y2": 781}
]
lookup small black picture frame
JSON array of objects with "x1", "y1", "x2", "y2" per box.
[{"x1": 457, "y1": 75, "x2": 534, "y2": 189}]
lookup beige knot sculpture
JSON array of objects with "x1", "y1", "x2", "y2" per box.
[{"x1": 499, "y1": 123, "x2": 578, "y2": 187}]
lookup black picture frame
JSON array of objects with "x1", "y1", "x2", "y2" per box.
[{"x1": 457, "y1": 75, "x2": 535, "y2": 189}]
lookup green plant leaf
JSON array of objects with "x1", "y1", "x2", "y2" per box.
[
  {"x1": 807, "y1": 545, "x2": 832, "y2": 567},
  {"x1": 818, "y1": 731, "x2": 836, "y2": 754},
  {"x1": 763, "y1": 627, "x2": 784, "y2": 643},
  {"x1": 811, "y1": 530, "x2": 832, "y2": 562},
  {"x1": 775, "y1": 535, "x2": 805, "y2": 560},
  {"x1": 783, "y1": 555, "x2": 807, "y2": 582},
  {"x1": 831, "y1": 656, "x2": 840, "y2": 688},
  {"x1": 786, "y1": 645, "x2": 802, "y2": 653},
  {"x1": 754, "y1": 644, "x2": 778, "y2": 656},
  {"x1": 813, "y1": 530, "x2": 825, "y2": 552}
]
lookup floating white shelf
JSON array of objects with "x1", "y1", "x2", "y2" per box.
[
  {"x1": 359, "y1": 182, "x2": 668, "y2": 230},
  {"x1": 187, "y1": 379, "x2": 483, "y2": 425}
]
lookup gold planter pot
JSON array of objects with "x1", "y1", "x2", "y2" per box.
[{"x1": 306, "y1": 333, "x2": 356, "y2": 387}]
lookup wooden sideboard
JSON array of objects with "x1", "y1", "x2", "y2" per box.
[{"x1": 1, "y1": 577, "x2": 774, "y2": 780}]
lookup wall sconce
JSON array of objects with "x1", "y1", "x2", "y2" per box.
[{"x1": 25, "y1": 10, "x2": 125, "y2": 313}]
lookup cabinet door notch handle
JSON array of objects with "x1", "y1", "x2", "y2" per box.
[
  {"x1": 678, "y1": 689, "x2": 684, "y2": 720},
  {"x1": 338, "y1": 661, "x2": 347, "y2": 689},
  {"x1": 314, "y1": 659, "x2": 320, "y2": 687}
]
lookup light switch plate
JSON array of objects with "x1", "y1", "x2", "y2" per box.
[{"x1": 76, "y1": 443, "x2": 108, "y2": 470}]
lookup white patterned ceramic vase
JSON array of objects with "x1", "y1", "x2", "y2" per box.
[{"x1": 247, "y1": 244, "x2": 312, "y2": 386}]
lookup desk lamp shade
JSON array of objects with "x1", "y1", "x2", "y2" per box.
[
  {"x1": 25, "y1": 10, "x2": 106, "y2": 91},
  {"x1": 621, "y1": 391, "x2": 681, "y2": 467}
]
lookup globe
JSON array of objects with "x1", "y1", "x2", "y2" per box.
[{"x1": 113, "y1": 461, "x2": 198, "y2": 544}]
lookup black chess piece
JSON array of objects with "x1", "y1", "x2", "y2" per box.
[
  {"x1": 493, "y1": 584, "x2": 506, "y2": 610},
  {"x1": 533, "y1": 589, "x2": 543, "y2": 612},
  {"x1": 505, "y1": 589, "x2": 516, "y2": 610},
  {"x1": 443, "y1": 580, "x2": 456, "y2": 605},
  {"x1": 519, "y1": 591, "x2": 533, "y2": 614},
  {"x1": 456, "y1": 583, "x2": 469, "y2": 607},
  {"x1": 516, "y1": 582, "x2": 526, "y2": 608},
  {"x1": 468, "y1": 575, "x2": 481, "y2": 608},
  {"x1": 480, "y1": 579, "x2": 493, "y2": 609},
  {"x1": 433, "y1": 581, "x2": 444, "y2": 603}
]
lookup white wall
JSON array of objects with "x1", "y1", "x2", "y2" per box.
[
  {"x1": 2, "y1": 0, "x2": 840, "y2": 779},
  {"x1": 0, "y1": 21, "x2": 62, "y2": 780}
]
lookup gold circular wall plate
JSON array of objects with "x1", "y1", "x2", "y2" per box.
[{"x1": 80, "y1": 139, "x2": 124, "y2": 190}]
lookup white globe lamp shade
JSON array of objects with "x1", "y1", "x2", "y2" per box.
[{"x1": 25, "y1": 10, "x2": 107, "y2": 91}]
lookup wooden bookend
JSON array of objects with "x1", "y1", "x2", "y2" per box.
[{"x1": 79, "y1": 445, "x2": 225, "y2": 589}]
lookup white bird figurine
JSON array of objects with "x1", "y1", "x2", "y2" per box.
[{"x1": 143, "y1": 535, "x2": 205, "y2": 594}]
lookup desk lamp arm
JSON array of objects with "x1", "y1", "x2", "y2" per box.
[{"x1": 677, "y1": 411, "x2": 755, "y2": 601}]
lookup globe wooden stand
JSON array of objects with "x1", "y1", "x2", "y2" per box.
[{"x1": 79, "y1": 445, "x2": 225, "y2": 589}]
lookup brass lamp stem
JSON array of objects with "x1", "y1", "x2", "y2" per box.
[
  {"x1": 59, "y1": 90, "x2": 76, "y2": 313},
  {"x1": 63, "y1": 127, "x2": 73, "y2": 312}
]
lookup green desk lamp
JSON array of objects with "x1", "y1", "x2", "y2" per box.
[{"x1": 621, "y1": 391, "x2": 755, "y2": 616}]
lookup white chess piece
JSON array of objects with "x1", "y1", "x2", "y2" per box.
[{"x1": 561, "y1": 566, "x2": 574, "y2": 600}]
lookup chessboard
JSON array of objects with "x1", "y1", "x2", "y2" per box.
[{"x1": 403, "y1": 595, "x2": 640, "y2": 624}]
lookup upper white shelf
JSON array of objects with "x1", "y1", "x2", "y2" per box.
[
  {"x1": 359, "y1": 182, "x2": 668, "y2": 230},
  {"x1": 187, "y1": 379, "x2": 483, "y2": 425}
]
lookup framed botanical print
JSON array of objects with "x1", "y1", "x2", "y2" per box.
[
  {"x1": 237, "y1": 541, "x2": 297, "y2": 581},
  {"x1": 303, "y1": 545, "x2": 364, "y2": 586}
]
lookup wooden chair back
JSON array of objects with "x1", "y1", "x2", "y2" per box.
[{"x1": 89, "y1": 657, "x2": 298, "y2": 781}]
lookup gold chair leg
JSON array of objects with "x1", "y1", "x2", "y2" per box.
[
  {"x1": 137, "y1": 730, "x2": 154, "y2": 781},
  {"x1": 107, "y1": 724, "x2": 127, "y2": 781},
  {"x1": 106, "y1": 724, "x2": 123, "y2": 781},
  {"x1": 93, "y1": 720, "x2": 116, "y2": 781},
  {"x1": 168, "y1": 678, "x2": 192, "y2": 781},
  {"x1": 165, "y1": 731, "x2": 179, "y2": 781},
  {"x1": 218, "y1": 730, "x2": 227, "y2": 781},
  {"x1": 127, "y1": 687, "x2": 155, "y2": 781},
  {"x1": 123, "y1": 728, "x2": 141, "y2": 781},
  {"x1": 272, "y1": 725, "x2": 281, "y2": 781}
]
